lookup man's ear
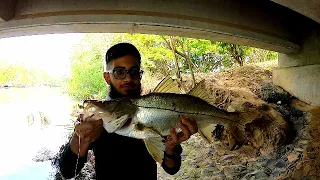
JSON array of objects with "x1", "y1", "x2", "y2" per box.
[{"x1": 104, "y1": 72, "x2": 111, "y2": 85}]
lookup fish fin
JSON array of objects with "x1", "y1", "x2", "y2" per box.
[
  {"x1": 187, "y1": 80, "x2": 212, "y2": 103},
  {"x1": 153, "y1": 75, "x2": 184, "y2": 94},
  {"x1": 227, "y1": 124, "x2": 248, "y2": 148},
  {"x1": 101, "y1": 114, "x2": 129, "y2": 133},
  {"x1": 144, "y1": 136, "x2": 166, "y2": 164},
  {"x1": 228, "y1": 132, "x2": 241, "y2": 151},
  {"x1": 198, "y1": 124, "x2": 217, "y2": 143}
]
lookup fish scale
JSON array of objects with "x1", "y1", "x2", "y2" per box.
[
  {"x1": 132, "y1": 93, "x2": 237, "y2": 122},
  {"x1": 81, "y1": 77, "x2": 248, "y2": 164}
]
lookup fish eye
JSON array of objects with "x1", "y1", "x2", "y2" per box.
[{"x1": 135, "y1": 123, "x2": 144, "y2": 131}]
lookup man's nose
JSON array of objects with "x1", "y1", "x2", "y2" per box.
[{"x1": 124, "y1": 72, "x2": 133, "y2": 82}]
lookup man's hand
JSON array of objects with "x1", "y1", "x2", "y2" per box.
[
  {"x1": 162, "y1": 116, "x2": 197, "y2": 169},
  {"x1": 74, "y1": 114, "x2": 104, "y2": 143},
  {"x1": 165, "y1": 116, "x2": 198, "y2": 154},
  {"x1": 70, "y1": 114, "x2": 104, "y2": 156}
]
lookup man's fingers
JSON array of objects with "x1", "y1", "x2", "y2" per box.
[
  {"x1": 77, "y1": 114, "x2": 84, "y2": 122},
  {"x1": 169, "y1": 128, "x2": 178, "y2": 144},
  {"x1": 84, "y1": 114, "x2": 95, "y2": 121},
  {"x1": 77, "y1": 129, "x2": 93, "y2": 138},
  {"x1": 91, "y1": 126, "x2": 103, "y2": 140},
  {"x1": 76, "y1": 119, "x2": 102, "y2": 129},
  {"x1": 181, "y1": 116, "x2": 198, "y2": 135},
  {"x1": 75, "y1": 121, "x2": 93, "y2": 130},
  {"x1": 77, "y1": 124, "x2": 103, "y2": 142},
  {"x1": 96, "y1": 119, "x2": 103, "y2": 126},
  {"x1": 91, "y1": 119, "x2": 103, "y2": 128},
  {"x1": 75, "y1": 120, "x2": 103, "y2": 137},
  {"x1": 178, "y1": 120, "x2": 191, "y2": 142}
]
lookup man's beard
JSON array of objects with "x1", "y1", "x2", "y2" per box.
[{"x1": 108, "y1": 83, "x2": 142, "y2": 99}]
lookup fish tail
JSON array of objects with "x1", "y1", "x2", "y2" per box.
[
  {"x1": 226, "y1": 123, "x2": 248, "y2": 150},
  {"x1": 198, "y1": 111, "x2": 259, "y2": 149},
  {"x1": 225, "y1": 110, "x2": 263, "y2": 150},
  {"x1": 198, "y1": 122, "x2": 248, "y2": 148},
  {"x1": 198, "y1": 124, "x2": 217, "y2": 143}
]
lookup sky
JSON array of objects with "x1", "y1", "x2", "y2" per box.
[{"x1": 0, "y1": 33, "x2": 86, "y2": 77}]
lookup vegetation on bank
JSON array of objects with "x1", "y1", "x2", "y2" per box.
[
  {"x1": 0, "y1": 33, "x2": 277, "y2": 100},
  {"x1": 67, "y1": 33, "x2": 277, "y2": 100},
  {"x1": 0, "y1": 60, "x2": 65, "y2": 88}
]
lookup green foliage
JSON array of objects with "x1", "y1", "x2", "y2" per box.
[
  {"x1": 247, "y1": 48, "x2": 278, "y2": 63},
  {"x1": 66, "y1": 33, "x2": 279, "y2": 99},
  {"x1": 0, "y1": 60, "x2": 63, "y2": 87},
  {"x1": 186, "y1": 39, "x2": 231, "y2": 72},
  {"x1": 217, "y1": 42, "x2": 253, "y2": 66},
  {"x1": 108, "y1": 33, "x2": 174, "y2": 78},
  {"x1": 67, "y1": 34, "x2": 108, "y2": 100}
]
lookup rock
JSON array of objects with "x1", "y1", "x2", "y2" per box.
[
  {"x1": 292, "y1": 167, "x2": 303, "y2": 179},
  {"x1": 287, "y1": 153, "x2": 300, "y2": 162},
  {"x1": 294, "y1": 148, "x2": 304, "y2": 152},
  {"x1": 32, "y1": 147, "x2": 55, "y2": 162},
  {"x1": 303, "y1": 164, "x2": 312, "y2": 175},
  {"x1": 260, "y1": 82, "x2": 291, "y2": 104},
  {"x1": 221, "y1": 154, "x2": 235, "y2": 161},
  {"x1": 272, "y1": 171, "x2": 282, "y2": 177},
  {"x1": 274, "y1": 159, "x2": 286, "y2": 168},
  {"x1": 201, "y1": 166, "x2": 221, "y2": 177},
  {"x1": 255, "y1": 171, "x2": 268, "y2": 179}
]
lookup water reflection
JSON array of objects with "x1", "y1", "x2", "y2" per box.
[{"x1": 0, "y1": 87, "x2": 76, "y2": 179}]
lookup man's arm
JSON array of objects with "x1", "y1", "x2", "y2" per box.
[
  {"x1": 59, "y1": 117, "x2": 103, "y2": 179},
  {"x1": 162, "y1": 116, "x2": 198, "y2": 175},
  {"x1": 58, "y1": 134, "x2": 90, "y2": 179},
  {"x1": 161, "y1": 145, "x2": 183, "y2": 175}
]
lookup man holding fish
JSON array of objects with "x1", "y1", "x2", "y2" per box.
[{"x1": 58, "y1": 43, "x2": 198, "y2": 179}]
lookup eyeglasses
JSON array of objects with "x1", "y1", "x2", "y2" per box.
[{"x1": 108, "y1": 67, "x2": 143, "y2": 80}]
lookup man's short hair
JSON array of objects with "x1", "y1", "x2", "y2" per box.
[{"x1": 104, "y1": 43, "x2": 141, "y2": 71}]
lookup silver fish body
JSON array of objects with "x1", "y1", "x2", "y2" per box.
[
  {"x1": 84, "y1": 93, "x2": 239, "y2": 139},
  {"x1": 83, "y1": 92, "x2": 245, "y2": 164}
]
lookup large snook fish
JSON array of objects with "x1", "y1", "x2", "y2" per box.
[{"x1": 82, "y1": 77, "x2": 248, "y2": 164}]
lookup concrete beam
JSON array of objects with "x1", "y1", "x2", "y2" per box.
[
  {"x1": 273, "y1": 65, "x2": 320, "y2": 106},
  {"x1": 278, "y1": 23, "x2": 320, "y2": 67},
  {"x1": 271, "y1": 0, "x2": 320, "y2": 24},
  {"x1": 0, "y1": 0, "x2": 16, "y2": 21},
  {"x1": 0, "y1": 0, "x2": 302, "y2": 53},
  {"x1": 274, "y1": 22, "x2": 320, "y2": 106}
]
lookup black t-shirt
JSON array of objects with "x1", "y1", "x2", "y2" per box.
[{"x1": 58, "y1": 130, "x2": 181, "y2": 180}]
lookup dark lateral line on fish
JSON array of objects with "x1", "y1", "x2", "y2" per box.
[{"x1": 137, "y1": 105, "x2": 243, "y2": 126}]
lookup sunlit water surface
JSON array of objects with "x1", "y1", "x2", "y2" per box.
[{"x1": 0, "y1": 87, "x2": 75, "y2": 180}]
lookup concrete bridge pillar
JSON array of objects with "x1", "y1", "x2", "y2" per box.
[{"x1": 273, "y1": 22, "x2": 320, "y2": 106}]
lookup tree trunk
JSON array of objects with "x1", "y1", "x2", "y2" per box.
[
  {"x1": 229, "y1": 44, "x2": 244, "y2": 66},
  {"x1": 180, "y1": 39, "x2": 195, "y2": 88},
  {"x1": 168, "y1": 36, "x2": 187, "y2": 93},
  {"x1": 169, "y1": 36, "x2": 181, "y2": 81}
]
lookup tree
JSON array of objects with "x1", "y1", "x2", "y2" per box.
[
  {"x1": 0, "y1": 59, "x2": 62, "y2": 87},
  {"x1": 66, "y1": 33, "x2": 278, "y2": 99},
  {"x1": 218, "y1": 42, "x2": 252, "y2": 66},
  {"x1": 247, "y1": 48, "x2": 278, "y2": 63},
  {"x1": 67, "y1": 34, "x2": 109, "y2": 99}
]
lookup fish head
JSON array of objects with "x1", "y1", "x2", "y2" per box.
[
  {"x1": 82, "y1": 100, "x2": 117, "y2": 121},
  {"x1": 82, "y1": 99, "x2": 138, "y2": 133}
]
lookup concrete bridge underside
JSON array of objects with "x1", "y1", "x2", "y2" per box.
[{"x1": 0, "y1": 0, "x2": 319, "y2": 106}]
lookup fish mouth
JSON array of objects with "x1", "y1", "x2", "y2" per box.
[{"x1": 84, "y1": 100, "x2": 106, "y2": 108}]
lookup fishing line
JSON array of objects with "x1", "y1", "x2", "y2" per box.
[{"x1": 74, "y1": 132, "x2": 81, "y2": 179}]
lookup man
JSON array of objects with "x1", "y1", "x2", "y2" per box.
[{"x1": 58, "y1": 43, "x2": 198, "y2": 179}]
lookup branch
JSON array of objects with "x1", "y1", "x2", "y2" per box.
[{"x1": 160, "y1": 36, "x2": 186, "y2": 59}]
